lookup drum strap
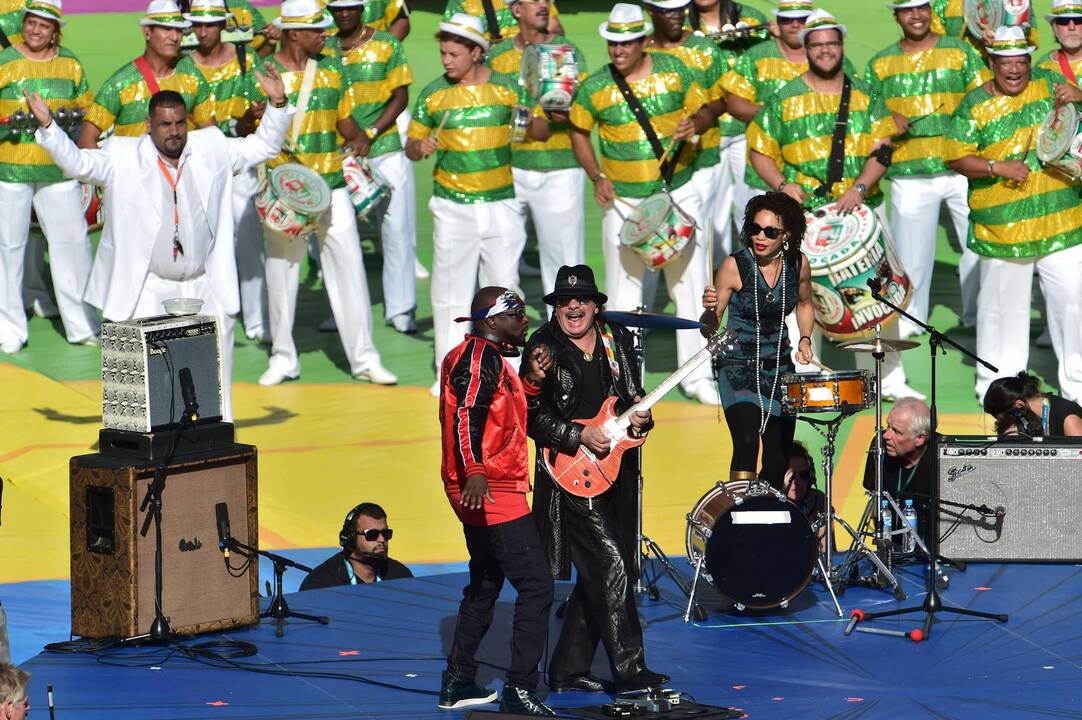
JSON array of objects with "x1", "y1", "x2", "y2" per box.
[
  {"x1": 609, "y1": 64, "x2": 678, "y2": 185},
  {"x1": 480, "y1": 0, "x2": 503, "y2": 41},
  {"x1": 133, "y1": 56, "x2": 162, "y2": 96},
  {"x1": 236, "y1": 42, "x2": 247, "y2": 76},
  {"x1": 1058, "y1": 50, "x2": 1079, "y2": 86},
  {"x1": 288, "y1": 58, "x2": 319, "y2": 153},
  {"x1": 815, "y1": 74, "x2": 851, "y2": 199},
  {"x1": 0, "y1": 28, "x2": 9, "y2": 50}
]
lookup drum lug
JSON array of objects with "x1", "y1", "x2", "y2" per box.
[
  {"x1": 734, "y1": 602, "x2": 746, "y2": 612},
  {"x1": 780, "y1": 599, "x2": 789, "y2": 609}
]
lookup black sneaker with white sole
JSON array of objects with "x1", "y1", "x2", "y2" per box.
[
  {"x1": 437, "y1": 670, "x2": 498, "y2": 710},
  {"x1": 499, "y1": 686, "x2": 557, "y2": 717}
]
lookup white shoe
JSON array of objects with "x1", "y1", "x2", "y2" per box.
[
  {"x1": 414, "y1": 258, "x2": 430, "y2": 280},
  {"x1": 1036, "y1": 327, "x2": 1053, "y2": 348},
  {"x1": 388, "y1": 313, "x2": 417, "y2": 334},
  {"x1": 31, "y1": 297, "x2": 59, "y2": 319},
  {"x1": 430, "y1": 380, "x2": 441, "y2": 397},
  {"x1": 882, "y1": 383, "x2": 926, "y2": 402},
  {"x1": 245, "y1": 328, "x2": 265, "y2": 343},
  {"x1": 353, "y1": 361, "x2": 397, "y2": 385},
  {"x1": 1, "y1": 338, "x2": 23, "y2": 354},
  {"x1": 688, "y1": 381, "x2": 720, "y2": 405},
  {"x1": 318, "y1": 317, "x2": 337, "y2": 332},
  {"x1": 258, "y1": 365, "x2": 299, "y2": 386},
  {"x1": 76, "y1": 335, "x2": 101, "y2": 347}
]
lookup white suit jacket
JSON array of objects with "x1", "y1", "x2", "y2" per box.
[{"x1": 36, "y1": 104, "x2": 294, "y2": 321}]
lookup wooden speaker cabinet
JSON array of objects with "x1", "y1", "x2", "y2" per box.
[{"x1": 69, "y1": 444, "x2": 259, "y2": 638}]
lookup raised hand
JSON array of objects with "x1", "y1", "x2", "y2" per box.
[
  {"x1": 254, "y1": 63, "x2": 287, "y2": 107},
  {"x1": 21, "y1": 89, "x2": 52, "y2": 128}
]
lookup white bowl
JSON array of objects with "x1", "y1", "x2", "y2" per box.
[{"x1": 162, "y1": 297, "x2": 204, "y2": 316}]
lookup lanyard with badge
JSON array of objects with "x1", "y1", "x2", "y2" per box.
[
  {"x1": 156, "y1": 156, "x2": 185, "y2": 260},
  {"x1": 343, "y1": 557, "x2": 380, "y2": 585}
]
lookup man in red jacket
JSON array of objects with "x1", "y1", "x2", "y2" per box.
[{"x1": 437, "y1": 286, "x2": 556, "y2": 717}]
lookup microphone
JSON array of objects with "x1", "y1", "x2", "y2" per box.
[
  {"x1": 48, "y1": 683, "x2": 55, "y2": 720},
  {"x1": 867, "y1": 277, "x2": 883, "y2": 295},
  {"x1": 215, "y1": 502, "x2": 231, "y2": 559},
  {"x1": 179, "y1": 367, "x2": 199, "y2": 423}
]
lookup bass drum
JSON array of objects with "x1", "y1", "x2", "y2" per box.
[{"x1": 686, "y1": 481, "x2": 817, "y2": 610}]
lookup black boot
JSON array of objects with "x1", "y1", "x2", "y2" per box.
[
  {"x1": 437, "y1": 670, "x2": 498, "y2": 710},
  {"x1": 616, "y1": 668, "x2": 670, "y2": 693},
  {"x1": 499, "y1": 686, "x2": 557, "y2": 716}
]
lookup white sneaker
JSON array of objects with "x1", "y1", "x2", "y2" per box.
[
  {"x1": 353, "y1": 361, "x2": 397, "y2": 385},
  {"x1": 1, "y1": 338, "x2": 23, "y2": 354},
  {"x1": 31, "y1": 297, "x2": 59, "y2": 319},
  {"x1": 76, "y1": 335, "x2": 101, "y2": 347},
  {"x1": 882, "y1": 383, "x2": 926, "y2": 402},
  {"x1": 388, "y1": 313, "x2": 417, "y2": 334},
  {"x1": 414, "y1": 258, "x2": 430, "y2": 280},
  {"x1": 258, "y1": 365, "x2": 299, "y2": 386},
  {"x1": 430, "y1": 380, "x2": 441, "y2": 397},
  {"x1": 688, "y1": 381, "x2": 720, "y2": 405},
  {"x1": 318, "y1": 317, "x2": 337, "y2": 332},
  {"x1": 245, "y1": 328, "x2": 265, "y2": 343}
]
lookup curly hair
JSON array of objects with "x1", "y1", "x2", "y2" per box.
[
  {"x1": 741, "y1": 191, "x2": 806, "y2": 264},
  {"x1": 787, "y1": 440, "x2": 817, "y2": 487},
  {"x1": 983, "y1": 372, "x2": 1042, "y2": 417}
]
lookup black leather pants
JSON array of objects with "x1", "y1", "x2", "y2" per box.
[{"x1": 549, "y1": 487, "x2": 646, "y2": 685}]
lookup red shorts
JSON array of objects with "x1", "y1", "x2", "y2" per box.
[{"x1": 447, "y1": 490, "x2": 530, "y2": 527}]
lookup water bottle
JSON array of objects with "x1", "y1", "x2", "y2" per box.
[
  {"x1": 881, "y1": 499, "x2": 892, "y2": 545},
  {"x1": 902, "y1": 499, "x2": 918, "y2": 554}
]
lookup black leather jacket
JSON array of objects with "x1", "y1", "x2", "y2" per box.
[{"x1": 522, "y1": 319, "x2": 647, "y2": 579}]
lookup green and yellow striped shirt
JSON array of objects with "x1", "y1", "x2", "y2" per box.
[
  {"x1": 86, "y1": 55, "x2": 214, "y2": 137},
  {"x1": 0, "y1": 46, "x2": 91, "y2": 183},
  {"x1": 570, "y1": 53, "x2": 706, "y2": 198},
  {"x1": 247, "y1": 55, "x2": 352, "y2": 190},
  {"x1": 1036, "y1": 49, "x2": 1082, "y2": 85},
  {"x1": 409, "y1": 70, "x2": 535, "y2": 203},
  {"x1": 338, "y1": 30, "x2": 412, "y2": 157},
  {"x1": 442, "y1": 0, "x2": 560, "y2": 41},
  {"x1": 747, "y1": 76, "x2": 895, "y2": 209},
  {"x1": 722, "y1": 39, "x2": 857, "y2": 188},
  {"x1": 865, "y1": 35, "x2": 989, "y2": 177},
  {"x1": 487, "y1": 35, "x2": 586, "y2": 172},
  {"x1": 647, "y1": 34, "x2": 725, "y2": 170},
  {"x1": 945, "y1": 77, "x2": 1082, "y2": 258},
  {"x1": 0, "y1": 0, "x2": 24, "y2": 48},
  {"x1": 364, "y1": 0, "x2": 408, "y2": 33},
  {"x1": 226, "y1": 0, "x2": 269, "y2": 52},
  {"x1": 193, "y1": 53, "x2": 250, "y2": 136}
]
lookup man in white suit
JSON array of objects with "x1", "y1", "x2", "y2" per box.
[{"x1": 25, "y1": 67, "x2": 293, "y2": 420}]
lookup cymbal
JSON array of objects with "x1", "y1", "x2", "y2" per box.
[
  {"x1": 599, "y1": 309, "x2": 705, "y2": 331},
  {"x1": 837, "y1": 338, "x2": 921, "y2": 354}
]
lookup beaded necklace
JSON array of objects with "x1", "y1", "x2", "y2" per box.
[{"x1": 753, "y1": 250, "x2": 786, "y2": 435}]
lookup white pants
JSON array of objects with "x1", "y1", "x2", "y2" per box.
[
  {"x1": 265, "y1": 187, "x2": 382, "y2": 377},
  {"x1": 713, "y1": 134, "x2": 751, "y2": 260},
  {"x1": 430, "y1": 196, "x2": 526, "y2": 373},
  {"x1": 131, "y1": 272, "x2": 235, "y2": 422},
  {"x1": 602, "y1": 181, "x2": 711, "y2": 390},
  {"x1": 371, "y1": 150, "x2": 417, "y2": 320},
  {"x1": 889, "y1": 173, "x2": 979, "y2": 335},
  {"x1": 511, "y1": 166, "x2": 585, "y2": 294},
  {"x1": 975, "y1": 243, "x2": 1082, "y2": 402},
  {"x1": 233, "y1": 168, "x2": 268, "y2": 340},
  {"x1": 0, "y1": 179, "x2": 98, "y2": 346}
]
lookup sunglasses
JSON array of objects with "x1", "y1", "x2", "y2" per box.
[
  {"x1": 777, "y1": 16, "x2": 804, "y2": 25},
  {"x1": 748, "y1": 223, "x2": 786, "y2": 239},
  {"x1": 1055, "y1": 16, "x2": 1082, "y2": 26},
  {"x1": 495, "y1": 308, "x2": 527, "y2": 320},
  {"x1": 360, "y1": 528, "x2": 393, "y2": 541}
]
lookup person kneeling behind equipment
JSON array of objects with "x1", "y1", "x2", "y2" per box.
[{"x1": 300, "y1": 503, "x2": 412, "y2": 590}]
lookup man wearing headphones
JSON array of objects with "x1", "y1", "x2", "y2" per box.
[{"x1": 299, "y1": 502, "x2": 412, "y2": 590}]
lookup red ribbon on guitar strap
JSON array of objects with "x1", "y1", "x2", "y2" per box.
[
  {"x1": 133, "y1": 55, "x2": 162, "y2": 95},
  {"x1": 1058, "y1": 50, "x2": 1079, "y2": 87}
]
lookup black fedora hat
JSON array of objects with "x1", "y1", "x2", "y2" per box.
[{"x1": 542, "y1": 264, "x2": 608, "y2": 305}]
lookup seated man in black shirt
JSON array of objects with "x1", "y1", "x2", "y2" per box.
[
  {"x1": 300, "y1": 503, "x2": 413, "y2": 590},
  {"x1": 862, "y1": 397, "x2": 933, "y2": 541}
]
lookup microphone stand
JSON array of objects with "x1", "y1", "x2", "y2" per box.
[
  {"x1": 858, "y1": 280, "x2": 1007, "y2": 637},
  {"x1": 222, "y1": 538, "x2": 330, "y2": 638}
]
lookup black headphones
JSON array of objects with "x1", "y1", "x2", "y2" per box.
[
  {"x1": 1006, "y1": 407, "x2": 1038, "y2": 437},
  {"x1": 339, "y1": 504, "x2": 365, "y2": 549}
]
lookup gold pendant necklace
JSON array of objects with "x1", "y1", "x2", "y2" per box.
[{"x1": 583, "y1": 351, "x2": 593, "y2": 362}]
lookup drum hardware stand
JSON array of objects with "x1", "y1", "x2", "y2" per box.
[{"x1": 857, "y1": 283, "x2": 1007, "y2": 638}]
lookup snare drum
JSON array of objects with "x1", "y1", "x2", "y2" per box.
[
  {"x1": 618, "y1": 192, "x2": 696, "y2": 269},
  {"x1": 521, "y1": 43, "x2": 579, "y2": 111},
  {"x1": 781, "y1": 370, "x2": 872, "y2": 414},
  {"x1": 686, "y1": 481, "x2": 817, "y2": 610},
  {"x1": 255, "y1": 163, "x2": 332, "y2": 240},
  {"x1": 963, "y1": 0, "x2": 1030, "y2": 38},
  {"x1": 1037, "y1": 103, "x2": 1082, "y2": 182},
  {"x1": 342, "y1": 154, "x2": 392, "y2": 220},
  {"x1": 803, "y1": 202, "x2": 912, "y2": 340},
  {"x1": 510, "y1": 104, "x2": 531, "y2": 144}
]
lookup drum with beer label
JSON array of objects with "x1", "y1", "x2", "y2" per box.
[
  {"x1": 618, "y1": 192, "x2": 696, "y2": 269},
  {"x1": 521, "y1": 43, "x2": 579, "y2": 111},
  {"x1": 342, "y1": 154, "x2": 392, "y2": 220},
  {"x1": 255, "y1": 163, "x2": 332, "y2": 240},
  {"x1": 964, "y1": 0, "x2": 1030, "y2": 39},
  {"x1": 1036, "y1": 103, "x2": 1082, "y2": 182}
]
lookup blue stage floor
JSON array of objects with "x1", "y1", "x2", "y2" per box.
[{"x1": 19, "y1": 561, "x2": 1082, "y2": 719}]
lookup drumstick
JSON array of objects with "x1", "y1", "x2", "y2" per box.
[
  {"x1": 613, "y1": 195, "x2": 639, "y2": 211},
  {"x1": 433, "y1": 111, "x2": 451, "y2": 142},
  {"x1": 809, "y1": 357, "x2": 835, "y2": 374},
  {"x1": 657, "y1": 134, "x2": 680, "y2": 175}
]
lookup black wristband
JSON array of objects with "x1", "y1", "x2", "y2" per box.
[{"x1": 799, "y1": 335, "x2": 812, "y2": 344}]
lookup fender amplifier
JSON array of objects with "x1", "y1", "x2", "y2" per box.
[
  {"x1": 101, "y1": 315, "x2": 223, "y2": 432},
  {"x1": 938, "y1": 437, "x2": 1082, "y2": 562}
]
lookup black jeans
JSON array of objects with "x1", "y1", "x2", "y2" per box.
[
  {"x1": 447, "y1": 513, "x2": 554, "y2": 690},
  {"x1": 725, "y1": 401, "x2": 796, "y2": 490},
  {"x1": 550, "y1": 488, "x2": 646, "y2": 686}
]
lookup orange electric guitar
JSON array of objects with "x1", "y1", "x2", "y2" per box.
[{"x1": 542, "y1": 329, "x2": 737, "y2": 497}]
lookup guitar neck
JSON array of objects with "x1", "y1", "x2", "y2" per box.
[{"x1": 614, "y1": 343, "x2": 716, "y2": 427}]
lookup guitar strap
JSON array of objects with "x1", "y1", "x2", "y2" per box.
[
  {"x1": 610, "y1": 64, "x2": 678, "y2": 185},
  {"x1": 596, "y1": 321, "x2": 621, "y2": 382},
  {"x1": 815, "y1": 74, "x2": 851, "y2": 198}
]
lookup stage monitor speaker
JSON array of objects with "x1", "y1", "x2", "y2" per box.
[
  {"x1": 69, "y1": 445, "x2": 259, "y2": 638},
  {"x1": 938, "y1": 437, "x2": 1082, "y2": 562}
]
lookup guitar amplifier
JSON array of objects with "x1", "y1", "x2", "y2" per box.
[
  {"x1": 101, "y1": 315, "x2": 223, "y2": 432},
  {"x1": 938, "y1": 437, "x2": 1082, "y2": 562}
]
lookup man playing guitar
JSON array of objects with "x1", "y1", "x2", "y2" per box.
[{"x1": 522, "y1": 264, "x2": 668, "y2": 694}]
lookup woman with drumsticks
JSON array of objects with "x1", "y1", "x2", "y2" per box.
[{"x1": 699, "y1": 191, "x2": 816, "y2": 489}]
